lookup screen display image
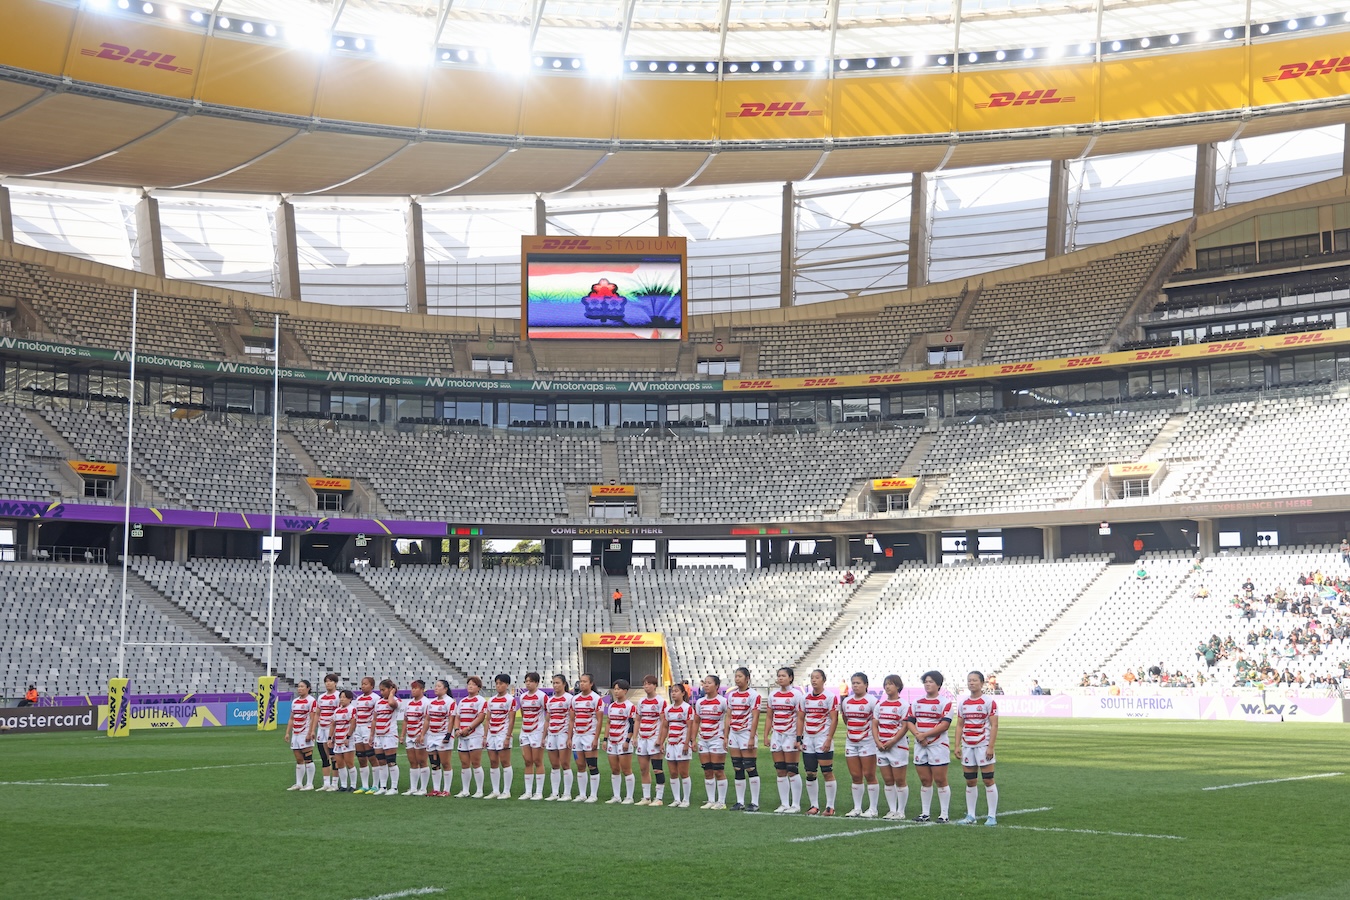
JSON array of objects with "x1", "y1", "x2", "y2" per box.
[{"x1": 523, "y1": 238, "x2": 686, "y2": 340}]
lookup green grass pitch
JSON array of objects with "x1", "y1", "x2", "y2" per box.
[{"x1": 2, "y1": 719, "x2": 1348, "y2": 899}]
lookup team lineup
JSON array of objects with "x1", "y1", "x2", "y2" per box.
[{"x1": 284, "y1": 666, "x2": 1000, "y2": 824}]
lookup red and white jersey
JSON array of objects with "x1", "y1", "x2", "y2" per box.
[
  {"x1": 352, "y1": 691, "x2": 377, "y2": 725},
  {"x1": 605, "y1": 700, "x2": 636, "y2": 744},
  {"x1": 571, "y1": 692, "x2": 602, "y2": 737},
  {"x1": 840, "y1": 693, "x2": 878, "y2": 743},
  {"x1": 694, "y1": 695, "x2": 729, "y2": 740},
  {"x1": 330, "y1": 705, "x2": 355, "y2": 744},
  {"x1": 457, "y1": 694, "x2": 488, "y2": 736},
  {"x1": 545, "y1": 692, "x2": 573, "y2": 735},
  {"x1": 875, "y1": 697, "x2": 911, "y2": 745},
  {"x1": 727, "y1": 689, "x2": 761, "y2": 733},
  {"x1": 802, "y1": 691, "x2": 838, "y2": 736},
  {"x1": 316, "y1": 691, "x2": 340, "y2": 728},
  {"x1": 402, "y1": 696, "x2": 429, "y2": 736},
  {"x1": 487, "y1": 693, "x2": 517, "y2": 736},
  {"x1": 908, "y1": 695, "x2": 953, "y2": 745},
  {"x1": 635, "y1": 695, "x2": 668, "y2": 740},
  {"x1": 767, "y1": 687, "x2": 804, "y2": 734},
  {"x1": 426, "y1": 694, "x2": 455, "y2": 735},
  {"x1": 664, "y1": 702, "x2": 692, "y2": 746},
  {"x1": 373, "y1": 697, "x2": 399, "y2": 737},
  {"x1": 957, "y1": 694, "x2": 997, "y2": 746},
  {"x1": 518, "y1": 690, "x2": 546, "y2": 734},
  {"x1": 290, "y1": 695, "x2": 316, "y2": 735}
]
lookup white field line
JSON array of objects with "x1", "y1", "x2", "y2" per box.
[
  {"x1": 347, "y1": 889, "x2": 445, "y2": 900},
  {"x1": 1000, "y1": 825, "x2": 1184, "y2": 841},
  {"x1": 33, "y1": 762, "x2": 285, "y2": 782},
  {"x1": 1202, "y1": 772, "x2": 1342, "y2": 791},
  {"x1": 786, "y1": 807, "x2": 1050, "y2": 842},
  {"x1": 0, "y1": 781, "x2": 109, "y2": 787}
]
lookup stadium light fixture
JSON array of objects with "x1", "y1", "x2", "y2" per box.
[
  {"x1": 1287, "y1": 19, "x2": 1298, "y2": 30},
  {"x1": 937, "y1": 55, "x2": 947, "y2": 65},
  {"x1": 648, "y1": 60, "x2": 658, "y2": 71},
  {"x1": 667, "y1": 61, "x2": 677, "y2": 71},
  {"x1": 684, "y1": 62, "x2": 694, "y2": 71},
  {"x1": 142, "y1": 2, "x2": 152, "y2": 13},
  {"x1": 1110, "y1": 40, "x2": 1121, "y2": 51},
  {"x1": 628, "y1": 60, "x2": 638, "y2": 71},
  {"x1": 189, "y1": 10, "x2": 203, "y2": 24},
  {"x1": 354, "y1": 37, "x2": 367, "y2": 50},
  {"x1": 84, "y1": 0, "x2": 112, "y2": 9},
  {"x1": 967, "y1": 52, "x2": 977, "y2": 62},
  {"x1": 793, "y1": 59, "x2": 804, "y2": 70},
  {"x1": 553, "y1": 58, "x2": 563, "y2": 67},
  {"x1": 1195, "y1": 30, "x2": 1209, "y2": 41},
  {"x1": 750, "y1": 61, "x2": 760, "y2": 71},
  {"x1": 264, "y1": 24, "x2": 277, "y2": 37},
  {"x1": 1314, "y1": 15, "x2": 1325, "y2": 26},
  {"x1": 772, "y1": 60, "x2": 783, "y2": 70},
  {"x1": 838, "y1": 58, "x2": 849, "y2": 69},
  {"x1": 1223, "y1": 28, "x2": 1234, "y2": 38},
  {"x1": 1259, "y1": 23, "x2": 1270, "y2": 34},
  {"x1": 117, "y1": 0, "x2": 129, "y2": 7},
  {"x1": 1078, "y1": 41, "x2": 1092, "y2": 53},
  {"x1": 896, "y1": 56, "x2": 906, "y2": 67},
  {"x1": 995, "y1": 49, "x2": 1006, "y2": 61},
  {"x1": 1139, "y1": 37, "x2": 1150, "y2": 47},
  {"x1": 334, "y1": 37, "x2": 346, "y2": 48},
  {"x1": 217, "y1": 16, "x2": 229, "y2": 29},
  {"x1": 705, "y1": 61, "x2": 716, "y2": 72},
  {"x1": 866, "y1": 58, "x2": 876, "y2": 68},
  {"x1": 457, "y1": 49, "x2": 469, "y2": 61},
  {"x1": 1022, "y1": 48, "x2": 1034, "y2": 58},
  {"x1": 728, "y1": 62, "x2": 739, "y2": 72},
  {"x1": 241, "y1": 22, "x2": 253, "y2": 34}
]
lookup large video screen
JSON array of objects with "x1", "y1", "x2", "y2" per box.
[{"x1": 522, "y1": 236, "x2": 687, "y2": 340}]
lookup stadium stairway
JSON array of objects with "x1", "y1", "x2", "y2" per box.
[
  {"x1": 1140, "y1": 412, "x2": 1189, "y2": 462},
  {"x1": 793, "y1": 569, "x2": 894, "y2": 676},
  {"x1": 336, "y1": 573, "x2": 468, "y2": 685},
  {"x1": 995, "y1": 563, "x2": 1136, "y2": 689},
  {"x1": 1097, "y1": 566, "x2": 1205, "y2": 676},
  {"x1": 600, "y1": 439, "x2": 621, "y2": 486},
  {"x1": 122, "y1": 569, "x2": 274, "y2": 686},
  {"x1": 607, "y1": 573, "x2": 630, "y2": 631}
]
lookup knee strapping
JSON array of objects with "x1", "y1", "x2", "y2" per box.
[
  {"x1": 981, "y1": 770, "x2": 995, "y2": 782},
  {"x1": 732, "y1": 757, "x2": 746, "y2": 780},
  {"x1": 819, "y1": 764, "x2": 833, "y2": 775},
  {"x1": 386, "y1": 752, "x2": 398, "y2": 765},
  {"x1": 301, "y1": 751, "x2": 313, "y2": 763},
  {"x1": 803, "y1": 752, "x2": 819, "y2": 773},
  {"x1": 774, "y1": 760, "x2": 788, "y2": 773},
  {"x1": 708, "y1": 762, "x2": 724, "y2": 772},
  {"x1": 587, "y1": 760, "x2": 600, "y2": 776},
  {"x1": 964, "y1": 770, "x2": 978, "y2": 781},
  {"x1": 745, "y1": 765, "x2": 758, "y2": 779},
  {"x1": 429, "y1": 757, "x2": 441, "y2": 771},
  {"x1": 786, "y1": 763, "x2": 799, "y2": 775}
]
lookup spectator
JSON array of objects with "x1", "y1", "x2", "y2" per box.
[
  {"x1": 1341, "y1": 537, "x2": 1350, "y2": 565},
  {"x1": 987, "y1": 675, "x2": 1003, "y2": 695},
  {"x1": 1030, "y1": 680, "x2": 1047, "y2": 695},
  {"x1": 19, "y1": 685, "x2": 37, "y2": 707},
  {"x1": 612, "y1": 588, "x2": 623, "y2": 614},
  {"x1": 840, "y1": 571, "x2": 856, "y2": 586}
]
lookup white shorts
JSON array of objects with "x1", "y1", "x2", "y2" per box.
[
  {"x1": 800, "y1": 731, "x2": 831, "y2": 755},
  {"x1": 545, "y1": 731, "x2": 569, "y2": 752},
  {"x1": 457, "y1": 730, "x2": 484, "y2": 752},
  {"x1": 572, "y1": 732, "x2": 599, "y2": 754},
  {"x1": 405, "y1": 734, "x2": 426, "y2": 751},
  {"x1": 635, "y1": 736, "x2": 662, "y2": 757},
  {"x1": 876, "y1": 743, "x2": 910, "y2": 768},
  {"x1": 353, "y1": 724, "x2": 372, "y2": 745},
  {"x1": 290, "y1": 733, "x2": 313, "y2": 751},
  {"x1": 961, "y1": 744, "x2": 995, "y2": 768},
  {"x1": 697, "y1": 737, "x2": 726, "y2": 756},
  {"x1": 316, "y1": 725, "x2": 331, "y2": 743},
  {"x1": 845, "y1": 738, "x2": 878, "y2": 758},
  {"x1": 769, "y1": 731, "x2": 799, "y2": 754},
  {"x1": 373, "y1": 734, "x2": 398, "y2": 752},
  {"x1": 913, "y1": 740, "x2": 950, "y2": 767},
  {"x1": 520, "y1": 728, "x2": 544, "y2": 749},
  {"x1": 726, "y1": 729, "x2": 755, "y2": 751},
  {"x1": 665, "y1": 742, "x2": 691, "y2": 762},
  {"x1": 427, "y1": 732, "x2": 455, "y2": 753},
  {"x1": 487, "y1": 733, "x2": 512, "y2": 752},
  {"x1": 605, "y1": 740, "x2": 632, "y2": 757},
  {"x1": 332, "y1": 740, "x2": 354, "y2": 756}
]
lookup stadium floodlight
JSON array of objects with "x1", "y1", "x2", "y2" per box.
[
  {"x1": 1195, "y1": 30, "x2": 1209, "y2": 41},
  {"x1": 684, "y1": 62, "x2": 694, "y2": 71},
  {"x1": 457, "y1": 49, "x2": 469, "y2": 61},
  {"x1": 1139, "y1": 37, "x2": 1149, "y2": 47},
  {"x1": 585, "y1": 53, "x2": 623, "y2": 76},
  {"x1": 967, "y1": 52, "x2": 977, "y2": 62},
  {"x1": 165, "y1": 3, "x2": 181, "y2": 18},
  {"x1": 241, "y1": 22, "x2": 253, "y2": 34},
  {"x1": 995, "y1": 49, "x2": 1006, "y2": 60},
  {"x1": 553, "y1": 58, "x2": 563, "y2": 67},
  {"x1": 264, "y1": 24, "x2": 276, "y2": 37},
  {"x1": 190, "y1": 10, "x2": 203, "y2": 23},
  {"x1": 749, "y1": 61, "x2": 759, "y2": 71},
  {"x1": 728, "y1": 62, "x2": 739, "y2": 72},
  {"x1": 1110, "y1": 40, "x2": 1121, "y2": 51},
  {"x1": 1287, "y1": 19, "x2": 1298, "y2": 30},
  {"x1": 666, "y1": 61, "x2": 677, "y2": 71},
  {"x1": 142, "y1": 2, "x2": 152, "y2": 13},
  {"x1": 838, "y1": 58, "x2": 848, "y2": 69},
  {"x1": 937, "y1": 55, "x2": 947, "y2": 65},
  {"x1": 793, "y1": 59, "x2": 804, "y2": 70},
  {"x1": 705, "y1": 61, "x2": 715, "y2": 72},
  {"x1": 1022, "y1": 47, "x2": 1034, "y2": 58},
  {"x1": 572, "y1": 58, "x2": 582, "y2": 68},
  {"x1": 866, "y1": 58, "x2": 876, "y2": 68},
  {"x1": 772, "y1": 60, "x2": 783, "y2": 70},
  {"x1": 1259, "y1": 23, "x2": 1269, "y2": 34},
  {"x1": 629, "y1": 60, "x2": 639, "y2": 71},
  {"x1": 1078, "y1": 41, "x2": 1092, "y2": 53},
  {"x1": 354, "y1": 37, "x2": 367, "y2": 49},
  {"x1": 1169, "y1": 34, "x2": 1178, "y2": 44},
  {"x1": 217, "y1": 16, "x2": 229, "y2": 29},
  {"x1": 117, "y1": 0, "x2": 128, "y2": 7},
  {"x1": 648, "y1": 60, "x2": 658, "y2": 71},
  {"x1": 85, "y1": 0, "x2": 111, "y2": 9},
  {"x1": 487, "y1": 46, "x2": 530, "y2": 73},
  {"x1": 1314, "y1": 15, "x2": 1325, "y2": 26}
]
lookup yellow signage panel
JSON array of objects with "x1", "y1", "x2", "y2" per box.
[
  {"x1": 617, "y1": 78, "x2": 719, "y2": 141},
  {"x1": 1251, "y1": 34, "x2": 1350, "y2": 108},
  {"x1": 307, "y1": 477, "x2": 352, "y2": 491},
  {"x1": 581, "y1": 632, "x2": 665, "y2": 648},
  {"x1": 196, "y1": 38, "x2": 322, "y2": 117},
  {"x1": 719, "y1": 79, "x2": 830, "y2": 141},
  {"x1": 316, "y1": 57, "x2": 426, "y2": 128},
  {"x1": 66, "y1": 15, "x2": 204, "y2": 99},
  {"x1": 0, "y1": 0, "x2": 74, "y2": 77},
  {"x1": 957, "y1": 64, "x2": 1096, "y2": 131},
  {"x1": 423, "y1": 68, "x2": 525, "y2": 134},
  {"x1": 70, "y1": 460, "x2": 118, "y2": 477},
  {"x1": 1107, "y1": 462, "x2": 1160, "y2": 478},
  {"x1": 834, "y1": 73, "x2": 953, "y2": 137},
  {"x1": 591, "y1": 485, "x2": 637, "y2": 497},
  {"x1": 1099, "y1": 45, "x2": 1246, "y2": 122},
  {"x1": 871, "y1": 477, "x2": 917, "y2": 492},
  {"x1": 521, "y1": 75, "x2": 619, "y2": 140}
]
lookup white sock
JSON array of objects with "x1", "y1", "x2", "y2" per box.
[
  {"x1": 682, "y1": 777, "x2": 692, "y2": 802},
  {"x1": 294, "y1": 764, "x2": 304, "y2": 787},
  {"x1": 461, "y1": 765, "x2": 473, "y2": 794},
  {"x1": 717, "y1": 778, "x2": 728, "y2": 804},
  {"x1": 642, "y1": 780, "x2": 652, "y2": 800},
  {"x1": 806, "y1": 777, "x2": 819, "y2": 808},
  {"x1": 374, "y1": 765, "x2": 386, "y2": 790},
  {"x1": 966, "y1": 786, "x2": 978, "y2": 817},
  {"x1": 552, "y1": 769, "x2": 563, "y2": 796},
  {"x1": 789, "y1": 774, "x2": 802, "y2": 808},
  {"x1": 590, "y1": 771, "x2": 601, "y2": 800},
  {"x1": 523, "y1": 773, "x2": 534, "y2": 797},
  {"x1": 736, "y1": 776, "x2": 747, "y2": 804},
  {"x1": 612, "y1": 774, "x2": 622, "y2": 798},
  {"x1": 852, "y1": 782, "x2": 864, "y2": 811},
  {"x1": 885, "y1": 784, "x2": 898, "y2": 812},
  {"x1": 921, "y1": 785, "x2": 933, "y2": 815},
  {"x1": 750, "y1": 775, "x2": 761, "y2": 806},
  {"x1": 579, "y1": 771, "x2": 590, "y2": 798},
  {"x1": 305, "y1": 762, "x2": 315, "y2": 787},
  {"x1": 490, "y1": 767, "x2": 501, "y2": 795},
  {"x1": 385, "y1": 764, "x2": 397, "y2": 792},
  {"x1": 670, "y1": 775, "x2": 682, "y2": 804},
  {"x1": 706, "y1": 774, "x2": 717, "y2": 803},
  {"x1": 825, "y1": 779, "x2": 837, "y2": 810},
  {"x1": 867, "y1": 782, "x2": 879, "y2": 812},
  {"x1": 563, "y1": 769, "x2": 574, "y2": 798},
  {"x1": 776, "y1": 776, "x2": 788, "y2": 806},
  {"x1": 420, "y1": 767, "x2": 430, "y2": 791},
  {"x1": 938, "y1": 785, "x2": 951, "y2": 817},
  {"x1": 986, "y1": 783, "x2": 999, "y2": 818},
  {"x1": 625, "y1": 774, "x2": 635, "y2": 801},
  {"x1": 360, "y1": 764, "x2": 370, "y2": 789},
  {"x1": 898, "y1": 785, "x2": 909, "y2": 815},
  {"x1": 474, "y1": 767, "x2": 485, "y2": 793},
  {"x1": 431, "y1": 767, "x2": 442, "y2": 792},
  {"x1": 502, "y1": 767, "x2": 513, "y2": 796}
]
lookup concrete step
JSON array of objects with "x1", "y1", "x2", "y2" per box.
[
  {"x1": 794, "y1": 569, "x2": 891, "y2": 675},
  {"x1": 338, "y1": 573, "x2": 469, "y2": 686}
]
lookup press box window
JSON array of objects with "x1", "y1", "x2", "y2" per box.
[
  {"x1": 928, "y1": 345, "x2": 964, "y2": 366},
  {"x1": 697, "y1": 359, "x2": 740, "y2": 376},
  {"x1": 84, "y1": 478, "x2": 115, "y2": 499},
  {"x1": 472, "y1": 357, "x2": 514, "y2": 375}
]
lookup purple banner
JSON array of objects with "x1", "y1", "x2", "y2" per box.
[{"x1": 0, "y1": 498, "x2": 446, "y2": 537}]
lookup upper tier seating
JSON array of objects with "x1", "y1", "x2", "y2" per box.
[
  {"x1": 629, "y1": 564, "x2": 868, "y2": 682},
  {"x1": 0, "y1": 406, "x2": 63, "y2": 500},
  {"x1": 966, "y1": 242, "x2": 1170, "y2": 362},
  {"x1": 1, "y1": 562, "x2": 258, "y2": 696},
  {"x1": 284, "y1": 317, "x2": 462, "y2": 377},
  {"x1": 356, "y1": 566, "x2": 606, "y2": 682},
  {"x1": 619, "y1": 428, "x2": 920, "y2": 521}
]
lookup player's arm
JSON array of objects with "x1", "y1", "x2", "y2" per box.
[
  {"x1": 761, "y1": 704, "x2": 773, "y2": 744},
  {"x1": 506, "y1": 700, "x2": 517, "y2": 739},
  {"x1": 795, "y1": 702, "x2": 806, "y2": 745},
  {"x1": 307, "y1": 702, "x2": 318, "y2": 742},
  {"x1": 468, "y1": 705, "x2": 487, "y2": 734},
  {"x1": 749, "y1": 703, "x2": 761, "y2": 748},
  {"x1": 658, "y1": 714, "x2": 670, "y2": 747},
  {"x1": 626, "y1": 709, "x2": 636, "y2": 749},
  {"x1": 566, "y1": 705, "x2": 575, "y2": 746},
  {"x1": 986, "y1": 707, "x2": 998, "y2": 755},
  {"x1": 825, "y1": 704, "x2": 839, "y2": 745},
  {"x1": 722, "y1": 704, "x2": 732, "y2": 743},
  {"x1": 871, "y1": 713, "x2": 885, "y2": 749}
]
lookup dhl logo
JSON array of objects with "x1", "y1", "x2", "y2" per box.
[
  {"x1": 933, "y1": 369, "x2": 968, "y2": 379},
  {"x1": 1281, "y1": 333, "x2": 1326, "y2": 345},
  {"x1": 802, "y1": 377, "x2": 838, "y2": 387},
  {"x1": 1133, "y1": 349, "x2": 1176, "y2": 361},
  {"x1": 597, "y1": 634, "x2": 653, "y2": 646},
  {"x1": 999, "y1": 363, "x2": 1036, "y2": 374},
  {"x1": 734, "y1": 380, "x2": 775, "y2": 389},
  {"x1": 537, "y1": 239, "x2": 597, "y2": 250},
  {"x1": 1264, "y1": 58, "x2": 1350, "y2": 82},
  {"x1": 309, "y1": 479, "x2": 347, "y2": 489},
  {"x1": 1206, "y1": 342, "x2": 1248, "y2": 353},
  {"x1": 593, "y1": 486, "x2": 633, "y2": 496},
  {"x1": 975, "y1": 88, "x2": 1075, "y2": 109},
  {"x1": 1115, "y1": 465, "x2": 1154, "y2": 474},
  {"x1": 866, "y1": 374, "x2": 910, "y2": 384},
  {"x1": 726, "y1": 101, "x2": 824, "y2": 118},
  {"x1": 1066, "y1": 356, "x2": 1104, "y2": 368},
  {"x1": 80, "y1": 43, "x2": 193, "y2": 75}
]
